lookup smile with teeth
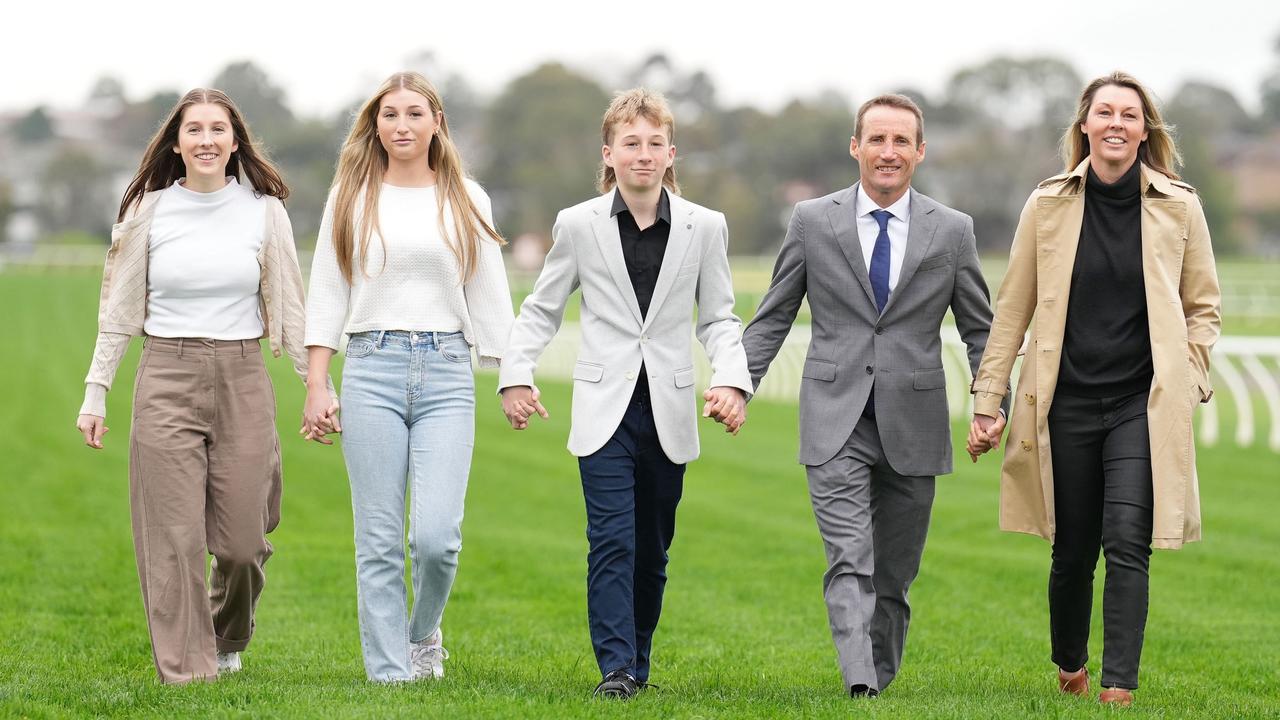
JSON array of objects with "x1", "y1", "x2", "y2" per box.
[
  {"x1": 195, "y1": 153, "x2": 218, "y2": 160},
  {"x1": 1103, "y1": 137, "x2": 1126, "y2": 145}
]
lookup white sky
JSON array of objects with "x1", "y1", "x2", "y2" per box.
[{"x1": 3, "y1": 0, "x2": 1277, "y2": 116}]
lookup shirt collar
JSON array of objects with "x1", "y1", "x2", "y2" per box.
[
  {"x1": 611, "y1": 187, "x2": 671, "y2": 224},
  {"x1": 856, "y1": 183, "x2": 911, "y2": 221}
]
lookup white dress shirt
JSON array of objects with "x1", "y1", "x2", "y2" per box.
[{"x1": 854, "y1": 183, "x2": 911, "y2": 294}]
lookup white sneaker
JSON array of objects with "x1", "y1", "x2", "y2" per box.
[
  {"x1": 216, "y1": 651, "x2": 242, "y2": 674},
  {"x1": 410, "y1": 630, "x2": 449, "y2": 679}
]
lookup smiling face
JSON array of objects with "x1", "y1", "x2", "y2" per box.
[
  {"x1": 850, "y1": 105, "x2": 925, "y2": 207},
  {"x1": 1081, "y1": 83, "x2": 1148, "y2": 175},
  {"x1": 601, "y1": 116, "x2": 676, "y2": 195},
  {"x1": 376, "y1": 88, "x2": 442, "y2": 166},
  {"x1": 172, "y1": 103, "x2": 237, "y2": 186}
]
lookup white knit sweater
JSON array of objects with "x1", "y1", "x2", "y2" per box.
[{"x1": 305, "y1": 179, "x2": 513, "y2": 368}]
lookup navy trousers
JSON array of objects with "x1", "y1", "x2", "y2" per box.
[{"x1": 578, "y1": 388, "x2": 685, "y2": 682}]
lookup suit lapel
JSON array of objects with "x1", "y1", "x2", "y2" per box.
[
  {"x1": 882, "y1": 188, "x2": 938, "y2": 316},
  {"x1": 642, "y1": 195, "x2": 696, "y2": 330},
  {"x1": 589, "y1": 197, "x2": 644, "y2": 328},
  {"x1": 829, "y1": 185, "x2": 877, "y2": 308}
]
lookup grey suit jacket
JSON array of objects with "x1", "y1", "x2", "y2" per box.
[
  {"x1": 499, "y1": 192, "x2": 752, "y2": 464},
  {"x1": 743, "y1": 184, "x2": 1004, "y2": 474}
]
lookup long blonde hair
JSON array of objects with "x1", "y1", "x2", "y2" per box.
[
  {"x1": 330, "y1": 71, "x2": 502, "y2": 284},
  {"x1": 1061, "y1": 71, "x2": 1182, "y2": 180},
  {"x1": 118, "y1": 88, "x2": 288, "y2": 221}
]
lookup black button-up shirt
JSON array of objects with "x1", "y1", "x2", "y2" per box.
[{"x1": 611, "y1": 188, "x2": 672, "y2": 320}]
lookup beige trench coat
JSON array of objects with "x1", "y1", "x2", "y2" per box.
[{"x1": 971, "y1": 159, "x2": 1221, "y2": 550}]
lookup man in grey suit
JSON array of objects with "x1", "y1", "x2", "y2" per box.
[
  {"x1": 742, "y1": 94, "x2": 1006, "y2": 697},
  {"x1": 499, "y1": 88, "x2": 753, "y2": 699}
]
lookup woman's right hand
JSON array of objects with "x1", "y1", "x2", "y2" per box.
[
  {"x1": 301, "y1": 387, "x2": 341, "y2": 445},
  {"x1": 76, "y1": 414, "x2": 108, "y2": 449}
]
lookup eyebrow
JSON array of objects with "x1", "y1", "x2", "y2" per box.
[{"x1": 381, "y1": 105, "x2": 428, "y2": 111}]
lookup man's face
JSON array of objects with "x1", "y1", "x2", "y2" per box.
[
  {"x1": 850, "y1": 105, "x2": 925, "y2": 206},
  {"x1": 602, "y1": 116, "x2": 675, "y2": 193}
]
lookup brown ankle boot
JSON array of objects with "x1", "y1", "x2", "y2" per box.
[
  {"x1": 1057, "y1": 667, "x2": 1089, "y2": 696},
  {"x1": 1099, "y1": 687, "x2": 1134, "y2": 706}
]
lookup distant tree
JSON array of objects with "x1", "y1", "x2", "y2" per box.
[
  {"x1": 39, "y1": 147, "x2": 113, "y2": 238},
  {"x1": 108, "y1": 90, "x2": 181, "y2": 146},
  {"x1": 13, "y1": 106, "x2": 55, "y2": 144},
  {"x1": 1262, "y1": 32, "x2": 1280, "y2": 124},
  {"x1": 1168, "y1": 80, "x2": 1249, "y2": 254},
  {"x1": 211, "y1": 61, "x2": 295, "y2": 144},
  {"x1": 0, "y1": 179, "x2": 13, "y2": 244},
  {"x1": 87, "y1": 76, "x2": 126, "y2": 107},
  {"x1": 481, "y1": 63, "x2": 609, "y2": 238},
  {"x1": 946, "y1": 56, "x2": 1081, "y2": 129}
]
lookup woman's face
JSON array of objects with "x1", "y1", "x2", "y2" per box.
[
  {"x1": 1080, "y1": 84, "x2": 1149, "y2": 171},
  {"x1": 376, "y1": 88, "x2": 441, "y2": 165},
  {"x1": 173, "y1": 103, "x2": 237, "y2": 183}
]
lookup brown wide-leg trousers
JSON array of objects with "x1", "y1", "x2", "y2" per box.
[{"x1": 128, "y1": 337, "x2": 282, "y2": 684}]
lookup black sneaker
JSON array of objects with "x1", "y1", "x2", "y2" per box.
[
  {"x1": 850, "y1": 683, "x2": 880, "y2": 698},
  {"x1": 594, "y1": 669, "x2": 640, "y2": 699}
]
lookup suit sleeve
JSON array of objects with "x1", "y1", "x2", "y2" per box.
[
  {"x1": 1181, "y1": 194, "x2": 1221, "y2": 402},
  {"x1": 741, "y1": 204, "x2": 808, "y2": 395},
  {"x1": 496, "y1": 209, "x2": 581, "y2": 391},
  {"x1": 972, "y1": 192, "x2": 1038, "y2": 417},
  {"x1": 949, "y1": 213, "x2": 1008, "y2": 416},
  {"x1": 695, "y1": 212, "x2": 752, "y2": 395}
]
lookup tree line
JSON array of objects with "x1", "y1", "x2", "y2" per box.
[{"x1": 4, "y1": 45, "x2": 1280, "y2": 257}]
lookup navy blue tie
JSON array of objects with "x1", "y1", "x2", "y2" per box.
[{"x1": 869, "y1": 209, "x2": 892, "y2": 313}]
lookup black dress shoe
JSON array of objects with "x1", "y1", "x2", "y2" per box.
[
  {"x1": 850, "y1": 683, "x2": 880, "y2": 698},
  {"x1": 594, "y1": 669, "x2": 640, "y2": 699}
]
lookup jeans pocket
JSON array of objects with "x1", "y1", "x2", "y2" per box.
[
  {"x1": 439, "y1": 341, "x2": 472, "y2": 364},
  {"x1": 346, "y1": 337, "x2": 376, "y2": 358}
]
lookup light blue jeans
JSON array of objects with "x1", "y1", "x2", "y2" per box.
[{"x1": 339, "y1": 330, "x2": 475, "y2": 682}]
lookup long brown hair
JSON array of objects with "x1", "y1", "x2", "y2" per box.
[
  {"x1": 1061, "y1": 71, "x2": 1182, "y2": 180},
  {"x1": 330, "y1": 71, "x2": 502, "y2": 285},
  {"x1": 596, "y1": 88, "x2": 680, "y2": 195},
  {"x1": 117, "y1": 88, "x2": 288, "y2": 222}
]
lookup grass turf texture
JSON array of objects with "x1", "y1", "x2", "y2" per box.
[{"x1": 1, "y1": 273, "x2": 1277, "y2": 719}]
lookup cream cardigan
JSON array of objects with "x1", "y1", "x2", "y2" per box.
[{"x1": 79, "y1": 188, "x2": 334, "y2": 418}]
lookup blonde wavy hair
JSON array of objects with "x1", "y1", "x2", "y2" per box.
[
  {"x1": 1061, "y1": 71, "x2": 1182, "y2": 180},
  {"x1": 330, "y1": 71, "x2": 502, "y2": 284}
]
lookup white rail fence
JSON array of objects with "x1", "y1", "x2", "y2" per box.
[
  {"x1": 522, "y1": 324, "x2": 1280, "y2": 453},
  {"x1": 4, "y1": 245, "x2": 1277, "y2": 452}
]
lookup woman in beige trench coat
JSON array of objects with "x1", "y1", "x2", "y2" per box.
[{"x1": 967, "y1": 72, "x2": 1221, "y2": 707}]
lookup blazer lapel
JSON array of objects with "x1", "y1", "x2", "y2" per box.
[
  {"x1": 882, "y1": 188, "x2": 938, "y2": 316},
  {"x1": 829, "y1": 185, "x2": 877, "y2": 308},
  {"x1": 589, "y1": 197, "x2": 644, "y2": 328},
  {"x1": 642, "y1": 195, "x2": 696, "y2": 330}
]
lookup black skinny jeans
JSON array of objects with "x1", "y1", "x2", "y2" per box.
[{"x1": 1047, "y1": 389, "x2": 1154, "y2": 690}]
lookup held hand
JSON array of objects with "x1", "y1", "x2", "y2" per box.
[
  {"x1": 966, "y1": 413, "x2": 1007, "y2": 462},
  {"x1": 300, "y1": 388, "x2": 341, "y2": 445},
  {"x1": 501, "y1": 385, "x2": 549, "y2": 430},
  {"x1": 76, "y1": 414, "x2": 108, "y2": 449},
  {"x1": 702, "y1": 386, "x2": 747, "y2": 435}
]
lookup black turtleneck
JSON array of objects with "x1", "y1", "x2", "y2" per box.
[{"x1": 1056, "y1": 161, "x2": 1153, "y2": 398}]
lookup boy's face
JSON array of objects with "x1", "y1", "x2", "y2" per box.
[{"x1": 602, "y1": 116, "x2": 675, "y2": 193}]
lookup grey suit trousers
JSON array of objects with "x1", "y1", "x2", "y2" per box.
[{"x1": 806, "y1": 416, "x2": 935, "y2": 693}]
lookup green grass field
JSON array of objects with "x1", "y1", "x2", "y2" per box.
[{"x1": 1, "y1": 274, "x2": 1278, "y2": 719}]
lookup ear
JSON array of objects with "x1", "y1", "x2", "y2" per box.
[
  {"x1": 434, "y1": 110, "x2": 443, "y2": 133},
  {"x1": 665, "y1": 144, "x2": 676, "y2": 166},
  {"x1": 916, "y1": 139, "x2": 927, "y2": 163},
  {"x1": 849, "y1": 135, "x2": 859, "y2": 159},
  {"x1": 231, "y1": 138, "x2": 239, "y2": 154},
  {"x1": 602, "y1": 144, "x2": 614, "y2": 168}
]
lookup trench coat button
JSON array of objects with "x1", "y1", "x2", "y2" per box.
[
  {"x1": 865, "y1": 366, "x2": 874, "y2": 375},
  {"x1": 1020, "y1": 440, "x2": 1033, "y2": 451},
  {"x1": 626, "y1": 371, "x2": 635, "y2": 380},
  {"x1": 686, "y1": 224, "x2": 692, "y2": 229},
  {"x1": 875, "y1": 326, "x2": 884, "y2": 335},
  {"x1": 1025, "y1": 393, "x2": 1035, "y2": 405}
]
